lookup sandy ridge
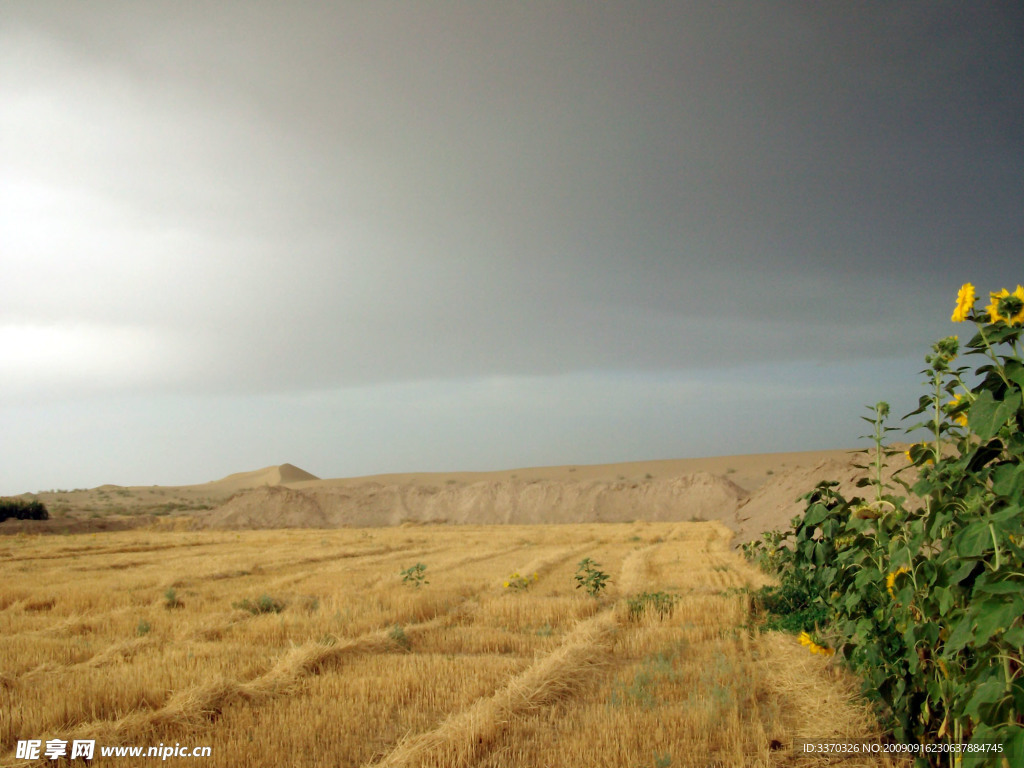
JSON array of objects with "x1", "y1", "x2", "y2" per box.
[
  {"x1": 200, "y1": 473, "x2": 747, "y2": 530},
  {"x1": 7, "y1": 448, "x2": 898, "y2": 545},
  {"x1": 198, "y1": 449, "x2": 899, "y2": 543}
]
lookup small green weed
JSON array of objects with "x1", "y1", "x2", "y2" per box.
[
  {"x1": 298, "y1": 595, "x2": 320, "y2": 614},
  {"x1": 612, "y1": 669, "x2": 657, "y2": 709},
  {"x1": 163, "y1": 588, "x2": 182, "y2": 609},
  {"x1": 233, "y1": 594, "x2": 285, "y2": 615},
  {"x1": 389, "y1": 623, "x2": 411, "y2": 651},
  {"x1": 136, "y1": 619, "x2": 151, "y2": 636},
  {"x1": 626, "y1": 591, "x2": 678, "y2": 621},
  {"x1": 747, "y1": 581, "x2": 828, "y2": 634},
  {"x1": 610, "y1": 647, "x2": 680, "y2": 709}
]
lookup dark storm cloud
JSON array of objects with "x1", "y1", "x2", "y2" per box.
[{"x1": 2, "y1": 1, "x2": 1022, "y2": 393}]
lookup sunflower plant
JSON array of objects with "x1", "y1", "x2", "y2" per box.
[
  {"x1": 746, "y1": 283, "x2": 1024, "y2": 767},
  {"x1": 574, "y1": 558, "x2": 609, "y2": 598},
  {"x1": 400, "y1": 563, "x2": 428, "y2": 589},
  {"x1": 503, "y1": 571, "x2": 538, "y2": 591}
]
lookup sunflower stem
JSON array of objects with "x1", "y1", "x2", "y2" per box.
[{"x1": 976, "y1": 323, "x2": 1013, "y2": 390}]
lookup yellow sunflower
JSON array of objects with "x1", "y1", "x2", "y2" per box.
[
  {"x1": 798, "y1": 631, "x2": 835, "y2": 656},
  {"x1": 886, "y1": 566, "x2": 911, "y2": 599},
  {"x1": 986, "y1": 286, "x2": 1024, "y2": 326},
  {"x1": 947, "y1": 393, "x2": 968, "y2": 427},
  {"x1": 951, "y1": 282, "x2": 976, "y2": 323}
]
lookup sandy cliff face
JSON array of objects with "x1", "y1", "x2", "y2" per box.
[
  {"x1": 200, "y1": 453, "x2": 903, "y2": 539},
  {"x1": 198, "y1": 485, "x2": 330, "y2": 529},
  {"x1": 200, "y1": 472, "x2": 748, "y2": 530}
]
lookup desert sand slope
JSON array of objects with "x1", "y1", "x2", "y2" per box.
[
  {"x1": 201, "y1": 472, "x2": 747, "y2": 529},
  {"x1": 731, "y1": 448, "x2": 916, "y2": 547}
]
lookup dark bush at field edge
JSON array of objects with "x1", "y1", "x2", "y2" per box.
[{"x1": 0, "y1": 498, "x2": 50, "y2": 522}]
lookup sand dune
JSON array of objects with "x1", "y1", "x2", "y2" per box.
[{"x1": 202, "y1": 463, "x2": 321, "y2": 493}]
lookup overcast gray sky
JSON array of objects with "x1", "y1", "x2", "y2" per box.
[{"x1": 2, "y1": 1, "x2": 1022, "y2": 494}]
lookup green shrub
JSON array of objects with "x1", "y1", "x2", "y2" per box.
[
  {"x1": 0, "y1": 498, "x2": 49, "y2": 522},
  {"x1": 747, "y1": 579, "x2": 829, "y2": 635}
]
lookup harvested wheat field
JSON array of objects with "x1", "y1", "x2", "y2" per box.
[{"x1": 0, "y1": 522, "x2": 906, "y2": 767}]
